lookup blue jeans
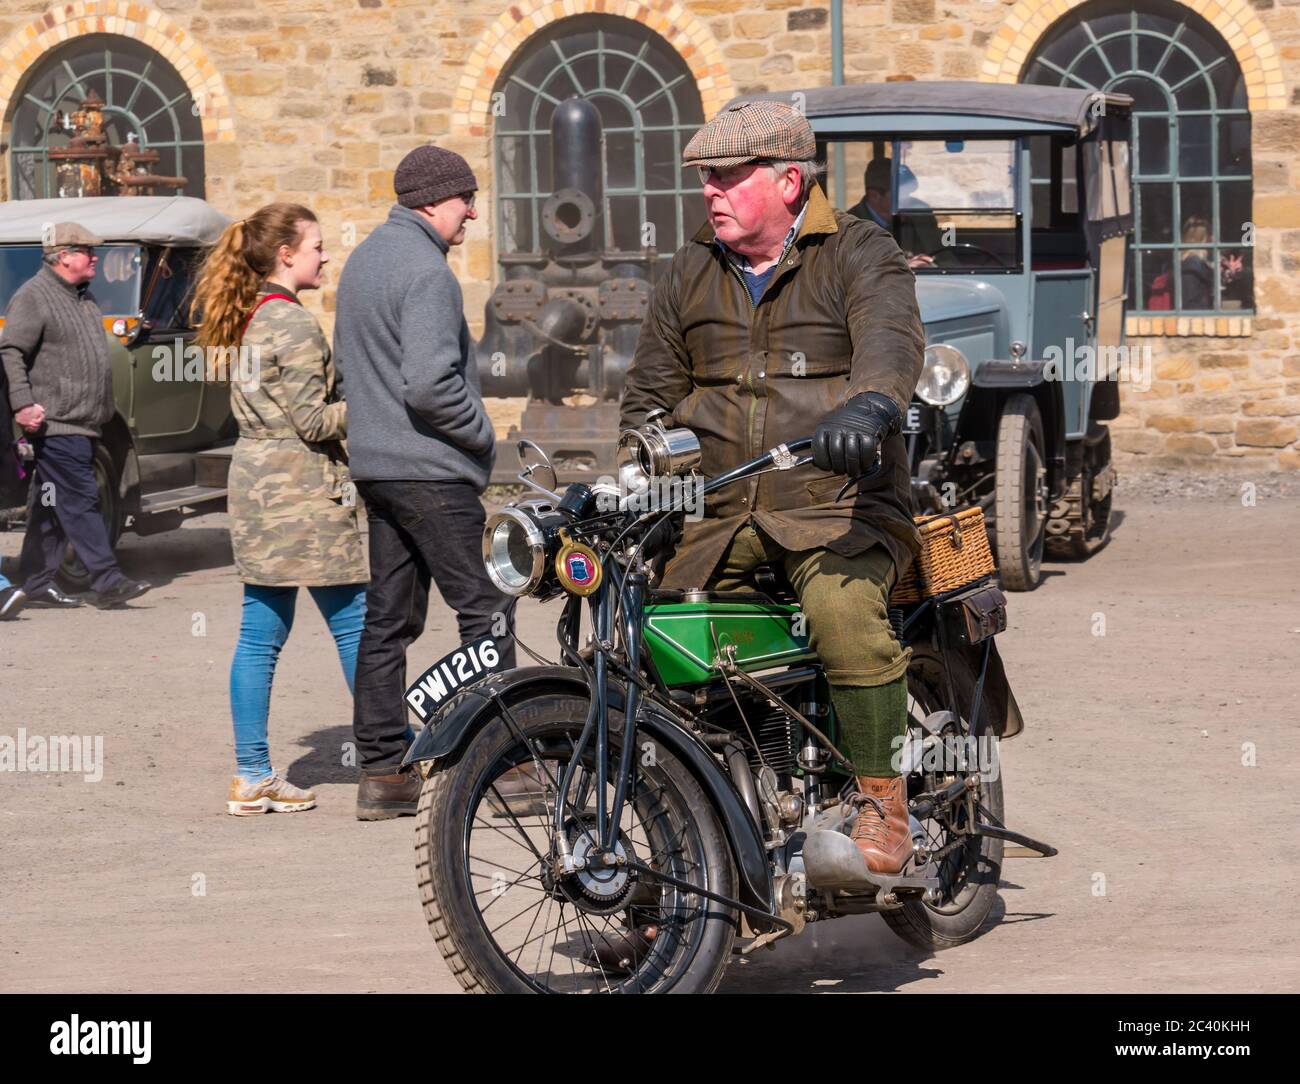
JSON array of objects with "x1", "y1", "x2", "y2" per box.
[{"x1": 230, "y1": 584, "x2": 367, "y2": 781}]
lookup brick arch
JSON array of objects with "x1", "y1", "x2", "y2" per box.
[
  {"x1": 979, "y1": 0, "x2": 1287, "y2": 111},
  {"x1": 452, "y1": 0, "x2": 733, "y2": 137},
  {"x1": 0, "y1": 1, "x2": 235, "y2": 148}
]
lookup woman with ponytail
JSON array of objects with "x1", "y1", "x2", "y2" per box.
[{"x1": 193, "y1": 203, "x2": 368, "y2": 816}]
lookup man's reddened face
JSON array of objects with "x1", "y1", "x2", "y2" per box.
[{"x1": 700, "y1": 161, "x2": 800, "y2": 251}]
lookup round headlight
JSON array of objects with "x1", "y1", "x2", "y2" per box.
[
  {"x1": 483, "y1": 507, "x2": 545, "y2": 596},
  {"x1": 916, "y1": 344, "x2": 971, "y2": 407}
]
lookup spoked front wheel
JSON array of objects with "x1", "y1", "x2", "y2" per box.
[{"x1": 415, "y1": 692, "x2": 737, "y2": 994}]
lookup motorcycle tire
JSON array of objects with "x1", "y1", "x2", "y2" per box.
[
  {"x1": 883, "y1": 644, "x2": 1005, "y2": 951},
  {"x1": 415, "y1": 691, "x2": 738, "y2": 994}
]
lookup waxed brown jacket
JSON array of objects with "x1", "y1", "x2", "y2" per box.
[{"x1": 621, "y1": 183, "x2": 925, "y2": 590}]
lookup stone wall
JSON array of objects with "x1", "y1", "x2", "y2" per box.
[{"x1": 1, "y1": 0, "x2": 1297, "y2": 467}]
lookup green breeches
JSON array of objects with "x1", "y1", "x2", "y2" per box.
[{"x1": 704, "y1": 524, "x2": 910, "y2": 777}]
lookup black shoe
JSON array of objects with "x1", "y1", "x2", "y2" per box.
[
  {"x1": 87, "y1": 578, "x2": 151, "y2": 609},
  {"x1": 0, "y1": 586, "x2": 25, "y2": 620},
  {"x1": 24, "y1": 585, "x2": 82, "y2": 609},
  {"x1": 356, "y1": 771, "x2": 423, "y2": 821}
]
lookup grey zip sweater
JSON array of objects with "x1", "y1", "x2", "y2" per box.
[
  {"x1": 0, "y1": 265, "x2": 114, "y2": 438},
  {"x1": 333, "y1": 205, "x2": 494, "y2": 488}
]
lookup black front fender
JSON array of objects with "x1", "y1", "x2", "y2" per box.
[{"x1": 401, "y1": 666, "x2": 775, "y2": 916}]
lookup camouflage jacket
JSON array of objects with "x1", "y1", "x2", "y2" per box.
[
  {"x1": 227, "y1": 286, "x2": 367, "y2": 586},
  {"x1": 621, "y1": 184, "x2": 925, "y2": 591}
]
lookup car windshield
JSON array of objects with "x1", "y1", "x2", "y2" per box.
[
  {"x1": 0, "y1": 244, "x2": 143, "y2": 318},
  {"x1": 833, "y1": 138, "x2": 1021, "y2": 272}
]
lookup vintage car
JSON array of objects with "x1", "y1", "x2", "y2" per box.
[
  {"x1": 745, "y1": 81, "x2": 1133, "y2": 590},
  {"x1": 0, "y1": 195, "x2": 234, "y2": 588}
]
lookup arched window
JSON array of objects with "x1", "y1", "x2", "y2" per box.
[
  {"x1": 1023, "y1": 1, "x2": 1252, "y2": 314},
  {"x1": 9, "y1": 34, "x2": 205, "y2": 201},
  {"x1": 493, "y1": 15, "x2": 705, "y2": 258}
]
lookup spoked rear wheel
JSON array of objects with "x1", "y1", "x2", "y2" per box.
[
  {"x1": 415, "y1": 693, "x2": 737, "y2": 994},
  {"x1": 882, "y1": 646, "x2": 1004, "y2": 951}
]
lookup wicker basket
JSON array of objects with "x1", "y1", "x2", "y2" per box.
[{"x1": 890, "y1": 506, "x2": 995, "y2": 605}]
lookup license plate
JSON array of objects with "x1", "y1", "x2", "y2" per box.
[
  {"x1": 405, "y1": 637, "x2": 504, "y2": 722},
  {"x1": 902, "y1": 404, "x2": 924, "y2": 435}
]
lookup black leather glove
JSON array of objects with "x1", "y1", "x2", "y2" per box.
[
  {"x1": 641, "y1": 508, "x2": 685, "y2": 562},
  {"x1": 812, "y1": 392, "x2": 901, "y2": 477}
]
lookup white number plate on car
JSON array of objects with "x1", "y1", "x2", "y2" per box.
[{"x1": 405, "y1": 637, "x2": 503, "y2": 722}]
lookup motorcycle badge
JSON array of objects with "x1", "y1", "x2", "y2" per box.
[{"x1": 555, "y1": 529, "x2": 602, "y2": 597}]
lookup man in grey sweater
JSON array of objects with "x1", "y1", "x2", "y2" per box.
[
  {"x1": 335, "y1": 145, "x2": 516, "y2": 819},
  {"x1": 0, "y1": 222, "x2": 150, "y2": 610}
]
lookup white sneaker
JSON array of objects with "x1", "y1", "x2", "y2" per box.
[{"x1": 227, "y1": 774, "x2": 317, "y2": 816}]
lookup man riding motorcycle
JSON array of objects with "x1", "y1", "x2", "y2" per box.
[{"x1": 621, "y1": 100, "x2": 926, "y2": 875}]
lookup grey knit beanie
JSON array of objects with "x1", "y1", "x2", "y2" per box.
[{"x1": 394, "y1": 145, "x2": 478, "y2": 208}]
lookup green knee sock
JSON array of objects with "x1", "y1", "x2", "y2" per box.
[{"x1": 828, "y1": 677, "x2": 909, "y2": 777}]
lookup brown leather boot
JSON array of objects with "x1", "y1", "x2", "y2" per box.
[
  {"x1": 356, "y1": 771, "x2": 423, "y2": 821},
  {"x1": 581, "y1": 924, "x2": 658, "y2": 976},
  {"x1": 850, "y1": 775, "x2": 912, "y2": 875}
]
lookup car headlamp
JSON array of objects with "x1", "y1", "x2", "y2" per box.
[
  {"x1": 916, "y1": 344, "x2": 971, "y2": 407},
  {"x1": 482, "y1": 499, "x2": 565, "y2": 597}
]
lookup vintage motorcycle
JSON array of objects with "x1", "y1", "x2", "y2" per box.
[{"x1": 400, "y1": 420, "x2": 1056, "y2": 993}]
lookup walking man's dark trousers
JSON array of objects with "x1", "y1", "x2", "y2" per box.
[{"x1": 20, "y1": 434, "x2": 119, "y2": 594}]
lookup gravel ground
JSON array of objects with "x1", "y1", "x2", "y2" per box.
[
  {"x1": 1, "y1": 475, "x2": 1297, "y2": 993},
  {"x1": 1115, "y1": 462, "x2": 1299, "y2": 502}
]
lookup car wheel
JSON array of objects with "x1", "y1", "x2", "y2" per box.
[
  {"x1": 55, "y1": 443, "x2": 123, "y2": 594},
  {"x1": 993, "y1": 394, "x2": 1047, "y2": 592}
]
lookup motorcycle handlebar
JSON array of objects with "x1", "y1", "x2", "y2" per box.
[
  {"x1": 701, "y1": 438, "x2": 813, "y2": 496},
  {"x1": 699, "y1": 436, "x2": 886, "y2": 500}
]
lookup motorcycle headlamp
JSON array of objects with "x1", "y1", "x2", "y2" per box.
[
  {"x1": 482, "y1": 499, "x2": 565, "y2": 597},
  {"x1": 916, "y1": 344, "x2": 971, "y2": 407}
]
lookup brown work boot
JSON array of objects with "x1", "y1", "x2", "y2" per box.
[
  {"x1": 581, "y1": 924, "x2": 658, "y2": 976},
  {"x1": 850, "y1": 775, "x2": 912, "y2": 875},
  {"x1": 356, "y1": 770, "x2": 423, "y2": 821}
]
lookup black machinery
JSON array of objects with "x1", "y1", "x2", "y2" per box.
[{"x1": 477, "y1": 97, "x2": 658, "y2": 481}]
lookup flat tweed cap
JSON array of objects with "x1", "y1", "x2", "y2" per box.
[
  {"x1": 42, "y1": 221, "x2": 104, "y2": 251},
  {"x1": 394, "y1": 144, "x2": 478, "y2": 209},
  {"x1": 682, "y1": 101, "x2": 817, "y2": 169}
]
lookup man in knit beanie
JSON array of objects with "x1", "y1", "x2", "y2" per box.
[
  {"x1": 334, "y1": 144, "x2": 517, "y2": 820},
  {"x1": 0, "y1": 222, "x2": 151, "y2": 610}
]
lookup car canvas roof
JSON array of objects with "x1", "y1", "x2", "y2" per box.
[
  {"x1": 730, "y1": 81, "x2": 1132, "y2": 137},
  {"x1": 0, "y1": 196, "x2": 231, "y2": 246}
]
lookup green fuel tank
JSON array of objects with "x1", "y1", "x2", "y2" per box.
[{"x1": 642, "y1": 598, "x2": 814, "y2": 687}]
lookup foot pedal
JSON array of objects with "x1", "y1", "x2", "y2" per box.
[{"x1": 801, "y1": 829, "x2": 940, "y2": 905}]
